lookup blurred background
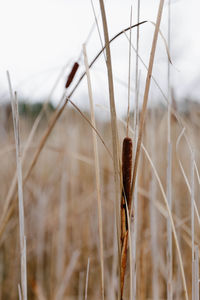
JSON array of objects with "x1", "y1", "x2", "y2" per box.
[{"x1": 0, "y1": 0, "x2": 200, "y2": 113}]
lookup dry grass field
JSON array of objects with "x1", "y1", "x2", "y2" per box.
[{"x1": 0, "y1": 103, "x2": 199, "y2": 299}]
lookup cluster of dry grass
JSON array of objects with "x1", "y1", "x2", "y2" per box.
[{"x1": 0, "y1": 104, "x2": 199, "y2": 299}]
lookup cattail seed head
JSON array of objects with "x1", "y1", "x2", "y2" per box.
[
  {"x1": 122, "y1": 137, "x2": 133, "y2": 210},
  {"x1": 65, "y1": 62, "x2": 79, "y2": 88}
]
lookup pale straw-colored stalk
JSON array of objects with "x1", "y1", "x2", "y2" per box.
[
  {"x1": 98, "y1": 2, "x2": 121, "y2": 298},
  {"x1": 18, "y1": 284, "x2": 22, "y2": 300},
  {"x1": 84, "y1": 258, "x2": 90, "y2": 300},
  {"x1": 133, "y1": 0, "x2": 140, "y2": 144},
  {"x1": 56, "y1": 156, "x2": 68, "y2": 284},
  {"x1": 131, "y1": 0, "x2": 165, "y2": 203},
  {"x1": 195, "y1": 246, "x2": 199, "y2": 300},
  {"x1": 133, "y1": 2, "x2": 140, "y2": 294},
  {"x1": 191, "y1": 151, "x2": 195, "y2": 300},
  {"x1": 167, "y1": 1, "x2": 173, "y2": 298},
  {"x1": 8, "y1": 72, "x2": 27, "y2": 300},
  {"x1": 126, "y1": 6, "x2": 133, "y2": 137},
  {"x1": 149, "y1": 111, "x2": 159, "y2": 300},
  {"x1": 83, "y1": 43, "x2": 104, "y2": 300},
  {"x1": 150, "y1": 176, "x2": 159, "y2": 300}
]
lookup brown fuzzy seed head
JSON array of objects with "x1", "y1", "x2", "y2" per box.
[
  {"x1": 122, "y1": 137, "x2": 132, "y2": 209},
  {"x1": 65, "y1": 62, "x2": 79, "y2": 88}
]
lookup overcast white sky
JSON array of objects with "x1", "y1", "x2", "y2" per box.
[{"x1": 0, "y1": 0, "x2": 200, "y2": 113}]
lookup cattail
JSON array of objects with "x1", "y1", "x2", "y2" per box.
[
  {"x1": 121, "y1": 137, "x2": 132, "y2": 245},
  {"x1": 122, "y1": 137, "x2": 133, "y2": 211},
  {"x1": 65, "y1": 62, "x2": 79, "y2": 88},
  {"x1": 121, "y1": 137, "x2": 133, "y2": 300}
]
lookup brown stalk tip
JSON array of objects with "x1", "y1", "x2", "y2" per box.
[
  {"x1": 65, "y1": 62, "x2": 79, "y2": 88},
  {"x1": 122, "y1": 137, "x2": 133, "y2": 209}
]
